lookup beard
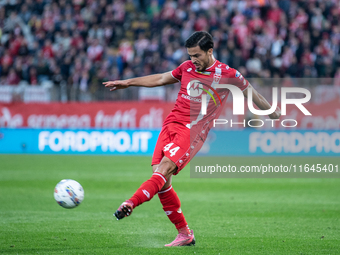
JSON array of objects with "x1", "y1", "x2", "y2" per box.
[{"x1": 195, "y1": 62, "x2": 208, "y2": 71}]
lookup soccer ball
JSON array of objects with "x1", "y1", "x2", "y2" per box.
[{"x1": 54, "y1": 179, "x2": 84, "y2": 209}]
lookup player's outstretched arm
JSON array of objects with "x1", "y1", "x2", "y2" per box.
[
  {"x1": 103, "y1": 71, "x2": 178, "y2": 91},
  {"x1": 243, "y1": 84, "x2": 281, "y2": 119}
]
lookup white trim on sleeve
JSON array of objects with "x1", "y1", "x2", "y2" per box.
[{"x1": 170, "y1": 71, "x2": 180, "y2": 82}]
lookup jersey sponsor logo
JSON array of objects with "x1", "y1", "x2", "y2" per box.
[
  {"x1": 142, "y1": 189, "x2": 150, "y2": 199},
  {"x1": 186, "y1": 83, "x2": 222, "y2": 109},
  {"x1": 181, "y1": 93, "x2": 202, "y2": 102},
  {"x1": 187, "y1": 80, "x2": 204, "y2": 97},
  {"x1": 187, "y1": 80, "x2": 222, "y2": 107}
]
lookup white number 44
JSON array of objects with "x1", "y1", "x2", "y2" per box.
[{"x1": 163, "y1": 143, "x2": 180, "y2": 157}]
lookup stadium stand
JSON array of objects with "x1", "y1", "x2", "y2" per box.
[{"x1": 0, "y1": 0, "x2": 339, "y2": 102}]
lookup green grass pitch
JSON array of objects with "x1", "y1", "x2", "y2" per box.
[{"x1": 0, "y1": 155, "x2": 339, "y2": 254}]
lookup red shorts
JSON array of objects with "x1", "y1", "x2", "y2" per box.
[{"x1": 152, "y1": 123, "x2": 205, "y2": 175}]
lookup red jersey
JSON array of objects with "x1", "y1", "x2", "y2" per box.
[{"x1": 164, "y1": 60, "x2": 249, "y2": 140}]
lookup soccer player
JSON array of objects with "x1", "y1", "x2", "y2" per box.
[{"x1": 103, "y1": 31, "x2": 281, "y2": 246}]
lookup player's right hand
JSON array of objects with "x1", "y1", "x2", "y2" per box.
[{"x1": 103, "y1": 80, "x2": 129, "y2": 91}]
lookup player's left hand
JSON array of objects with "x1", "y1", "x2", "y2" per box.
[{"x1": 269, "y1": 106, "x2": 281, "y2": 119}]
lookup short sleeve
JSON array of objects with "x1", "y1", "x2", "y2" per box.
[
  {"x1": 171, "y1": 64, "x2": 183, "y2": 81},
  {"x1": 232, "y1": 69, "x2": 249, "y2": 91}
]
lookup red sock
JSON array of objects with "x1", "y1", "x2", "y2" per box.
[
  {"x1": 158, "y1": 185, "x2": 190, "y2": 235},
  {"x1": 129, "y1": 173, "x2": 167, "y2": 208}
]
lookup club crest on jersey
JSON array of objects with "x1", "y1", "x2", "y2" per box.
[
  {"x1": 214, "y1": 74, "x2": 221, "y2": 83},
  {"x1": 235, "y1": 71, "x2": 241, "y2": 78}
]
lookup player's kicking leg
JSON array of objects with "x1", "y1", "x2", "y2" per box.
[
  {"x1": 114, "y1": 156, "x2": 195, "y2": 246},
  {"x1": 114, "y1": 200, "x2": 134, "y2": 220},
  {"x1": 114, "y1": 156, "x2": 175, "y2": 220}
]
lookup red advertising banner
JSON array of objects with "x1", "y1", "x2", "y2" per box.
[
  {"x1": 0, "y1": 100, "x2": 339, "y2": 129},
  {"x1": 0, "y1": 102, "x2": 174, "y2": 129}
]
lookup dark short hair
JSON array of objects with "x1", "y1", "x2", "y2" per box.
[{"x1": 184, "y1": 31, "x2": 214, "y2": 52}]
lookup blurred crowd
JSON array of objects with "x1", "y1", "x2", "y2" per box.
[{"x1": 0, "y1": 0, "x2": 340, "y2": 101}]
